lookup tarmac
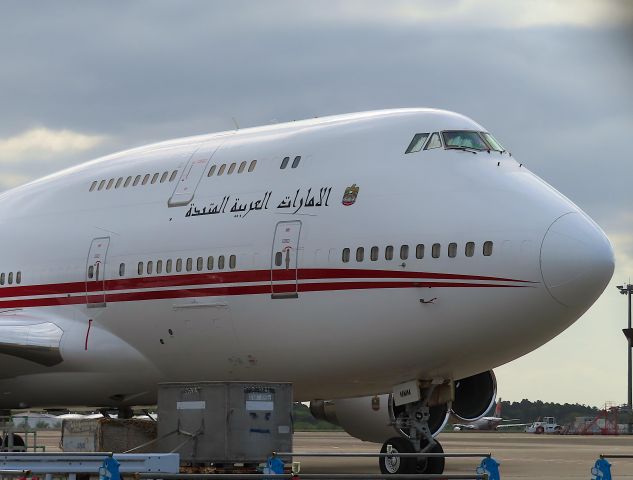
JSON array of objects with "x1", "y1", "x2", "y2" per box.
[{"x1": 32, "y1": 429, "x2": 633, "y2": 478}]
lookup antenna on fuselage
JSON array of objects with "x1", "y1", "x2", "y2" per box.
[{"x1": 231, "y1": 117, "x2": 240, "y2": 130}]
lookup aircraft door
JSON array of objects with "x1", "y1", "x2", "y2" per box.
[
  {"x1": 86, "y1": 237, "x2": 110, "y2": 308},
  {"x1": 271, "y1": 221, "x2": 301, "y2": 299}
]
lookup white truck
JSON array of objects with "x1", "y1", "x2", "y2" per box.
[{"x1": 525, "y1": 416, "x2": 562, "y2": 434}]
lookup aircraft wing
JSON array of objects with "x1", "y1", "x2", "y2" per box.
[
  {"x1": 495, "y1": 422, "x2": 531, "y2": 429},
  {"x1": 452, "y1": 424, "x2": 477, "y2": 430}
]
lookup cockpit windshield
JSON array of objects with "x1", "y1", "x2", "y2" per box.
[
  {"x1": 481, "y1": 132, "x2": 505, "y2": 152},
  {"x1": 442, "y1": 131, "x2": 489, "y2": 151}
]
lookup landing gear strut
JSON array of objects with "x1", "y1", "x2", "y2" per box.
[{"x1": 379, "y1": 386, "x2": 446, "y2": 475}]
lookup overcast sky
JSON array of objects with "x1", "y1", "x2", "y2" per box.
[{"x1": 1, "y1": 1, "x2": 632, "y2": 406}]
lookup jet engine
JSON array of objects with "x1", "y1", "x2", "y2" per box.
[
  {"x1": 309, "y1": 394, "x2": 449, "y2": 443},
  {"x1": 450, "y1": 370, "x2": 497, "y2": 421}
]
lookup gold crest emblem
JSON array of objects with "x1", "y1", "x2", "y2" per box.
[{"x1": 342, "y1": 184, "x2": 359, "y2": 206}]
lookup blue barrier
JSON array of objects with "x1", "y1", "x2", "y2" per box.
[
  {"x1": 99, "y1": 455, "x2": 122, "y2": 480},
  {"x1": 476, "y1": 456, "x2": 501, "y2": 480},
  {"x1": 591, "y1": 457, "x2": 612, "y2": 480}
]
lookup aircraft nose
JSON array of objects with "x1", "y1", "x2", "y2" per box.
[{"x1": 540, "y1": 212, "x2": 614, "y2": 308}]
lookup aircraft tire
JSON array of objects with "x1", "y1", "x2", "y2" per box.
[
  {"x1": 379, "y1": 437, "x2": 415, "y2": 474},
  {"x1": 416, "y1": 440, "x2": 445, "y2": 474},
  {"x1": 0, "y1": 434, "x2": 25, "y2": 452},
  {"x1": 535, "y1": 426, "x2": 545, "y2": 434}
]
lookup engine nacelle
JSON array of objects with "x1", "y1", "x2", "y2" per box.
[
  {"x1": 309, "y1": 394, "x2": 449, "y2": 444},
  {"x1": 451, "y1": 370, "x2": 497, "y2": 422}
]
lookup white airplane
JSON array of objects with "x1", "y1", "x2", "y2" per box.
[
  {"x1": 451, "y1": 398, "x2": 524, "y2": 430},
  {"x1": 0, "y1": 109, "x2": 614, "y2": 474}
]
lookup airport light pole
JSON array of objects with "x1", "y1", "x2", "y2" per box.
[{"x1": 617, "y1": 283, "x2": 633, "y2": 434}]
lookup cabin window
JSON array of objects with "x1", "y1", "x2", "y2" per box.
[
  {"x1": 291, "y1": 156, "x2": 301, "y2": 168},
  {"x1": 160, "y1": 171, "x2": 169, "y2": 183},
  {"x1": 208, "y1": 165, "x2": 216, "y2": 177},
  {"x1": 442, "y1": 131, "x2": 489, "y2": 151},
  {"x1": 106, "y1": 178, "x2": 114, "y2": 190},
  {"x1": 218, "y1": 255, "x2": 225, "y2": 270},
  {"x1": 115, "y1": 177, "x2": 123, "y2": 189},
  {"x1": 119, "y1": 263, "x2": 125, "y2": 276},
  {"x1": 405, "y1": 133, "x2": 429, "y2": 154},
  {"x1": 385, "y1": 245, "x2": 394, "y2": 260},
  {"x1": 218, "y1": 164, "x2": 226, "y2": 176},
  {"x1": 400, "y1": 245, "x2": 409, "y2": 260},
  {"x1": 197, "y1": 257, "x2": 204, "y2": 271},
  {"x1": 151, "y1": 173, "x2": 159, "y2": 184},
  {"x1": 15, "y1": 272, "x2": 21, "y2": 284},
  {"x1": 147, "y1": 261, "x2": 153, "y2": 275},
  {"x1": 425, "y1": 132, "x2": 442, "y2": 150},
  {"x1": 156, "y1": 260, "x2": 163, "y2": 274},
  {"x1": 88, "y1": 266, "x2": 94, "y2": 279},
  {"x1": 228, "y1": 163, "x2": 236, "y2": 175},
  {"x1": 248, "y1": 160, "x2": 257, "y2": 172},
  {"x1": 238, "y1": 161, "x2": 246, "y2": 173},
  {"x1": 465, "y1": 242, "x2": 475, "y2": 257},
  {"x1": 370, "y1": 246, "x2": 379, "y2": 261},
  {"x1": 229, "y1": 255, "x2": 237, "y2": 269},
  {"x1": 98, "y1": 180, "x2": 106, "y2": 191},
  {"x1": 137, "y1": 262, "x2": 143, "y2": 275},
  {"x1": 275, "y1": 252, "x2": 282, "y2": 266},
  {"x1": 166, "y1": 259, "x2": 173, "y2": 273},
  {"x1": 280, "y1": 157, "x2": 290, "y2": 169},
  {"x1": 432, "y1": 243, "x2": 441, "y2": 258},
  {"x1": 133, "y1": 175, "x2": 141, "y2": 186},
  {"x1": 483, "y1": 241, "x2": 494, "y2": 256},
  {"x1": 169, "y1": 170, "x2": 178, "y2": 182},
  {"x1": 186, "y1": 258, "x2": 193, "y2": 272},
  {"x1": 142, "y1": 174, "x2": 150, "y2": 185},
  {"x1": 124, "y1": 176, "x2": 132, "y2": 187},
  {"x1": 342, "y1": 248, "x2": 350, "y2": 263},
  {"x1": 0, "y1": 273, "x2": 4, "y2": 285},
  {"x1": 416, "y1": 244, "x2": 425, "y2": 259},
  {"x1": 207, "y1": 256, "x2": 214, "y2": 270},
  {"x1": 89, "y1": 181, "x2": 97, "y2": 192},
  {"x1": 448, "y1": 243, "x2": 457, "y2": 258},
  {"x1": 176, "y1": 258, "x2": 182, "y2": 272},
  {"x1": 356, "y1": 247, "x2": 364, "y2": 262},
  {"x1": 7, "y1": 272, "x2": 13, "y2": 285}
]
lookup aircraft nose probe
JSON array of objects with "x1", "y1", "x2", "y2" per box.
[{"x1": 540, "y1": 212, "x2": 615, "y2": 308}]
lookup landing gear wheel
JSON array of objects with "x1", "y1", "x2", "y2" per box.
[
  {"x1": 535, "y1": 426, "x2": 545, "y2": 434},
  {"x1": 1, "y1": 434, "x2": 25, "y2": 452},
  {"x1": 416, "y1": 439, "x2": 445, "y2": 474},
  {"x1": 379, "y1": 437, "x2": 416, "y2": 475}
]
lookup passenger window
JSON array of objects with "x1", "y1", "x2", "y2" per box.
[
  {"x1": 133, "y1": 175, "x2": 141, "y2": 186},
  {"x1": 248, "y1": 160, "x2": 257, "y2": 172},
  {"x1": 342, "y1": 248, "x2": 350, "y2": 263},
  {"x1": 356, "y1": 247, "x2": 364, "y2": 262},
  {"x1": 448, "y1": 243, "x2": 457, "y2": 258},
  {"x1": 385, "y1": 245, "x2": 394, "y2": 260},
  {"x1": 228, "y1": 163, "x2": 236, "y2": 175},
  {"x1": 207, "y1": 256, "x2": 214, "y2": 270},
  {"x1": 432, "y1": 243, "x2": 441, "y2": 258},
  {"x1": 15, "y1": 271, "x2": 21, "y2": 284},
  {"x1": 89, "y1": 181, "x2": 97, "y2": 192},
  {"x1": 186, "y1": 258, "x2": 193, "y2": 272},
  {"x1": 176, "y1": 258, "x2": 182, "y2": 272},
  {"x1": 400, "y1": 245, "x2": 409, "y2": 260},
  {"x1": 166, "y1": 259, "x2": 173, "y2": 273},
  {"x1": 465, "y1": 242, "x2": 475, "y2": 257},
  {"x1": 370, "y1": 246, "x2": 379, "y2": 261},
  {"x1": 151, "y1": 173, "x2": 159, "y2": 184},
  {"x1": 405, "y1": 133, "x2": 429, "y2": 154},
  {"x1": 280, "y1": 157, "x2": 290, "y2": 169},
  {"x1": 142, "y1": 174, "x2": 150, "y2": 185},
  {"x1": 416, "y1": 244, "x2": 425, "y2": 259},
  {"x1": 292, "y1": 156, "x2": 301, "y2": 168},
  {"x1": 169, "y1": 170, "x2": 178, "y2": 182},
  {"x1": 275, "y1": 252, "x2": 282, "y2": 266},
  {"x1": 7, "y1": 272, "x2": 13, "y2": 285},
  {"x1": 207, "y1": 165, "x2": 217, "y2": 177},
  {"x1": 98, "y1": 180, "x2": 106, "y2": 191},
  {"x1": 124, "y1": 176, "x2": 132, "y2": 187},
  {"x1": 218, "y1": 255, "x2": 225, "y2": 270},
  {"x1": 106, "y1": 178, "x2": 114, "y2": 190},
  {"x1": 218, "y1": 164, "x2": 226, "y2": 176},
  {"x1": 88, "y1": 266, "x2": 94, "y2": 279},
  {"x1": 0, "y1": 273, "x2": 4, "y2": 285},
  {"x1": 160, "y1": 171, "x2": 168, "y2": 183},
  {"x1": 147, "y1": 261, "x2": 153, "y2": 275},
  {"x1": 115, "y1": 177, "x2": 123, "y2": 189},
  {"x1": 156, "y1": 260, "x2": 163, "y2": 274},
  {"x1": 238, "y1": 161, "x2": 246, "y2": 173},
  {"x1": 229, "y1": 255, "x2": 236, "y2": 269},
  {"x1": 119, "y1": 263, "x2": 125, "y2": 277},
  {"x1": 137, "y1": 262, "x2": 143, "y2": 275},
  {"x1": 425, "y1": 132, "x2": 442, "y2": 150},
  {"x1": 197, "y1": 257, "x2": 204, "y2": 271},
  {"x1": 483, "y1": 241, "x2": 494, "y2": 256}
]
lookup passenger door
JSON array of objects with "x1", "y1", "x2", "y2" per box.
[
  {"x1": 270, "y1": 221, "x2": 301, "y2": 299},
  {"x1": 86, "y1": 237, "x2": 110, "y2": 308}
]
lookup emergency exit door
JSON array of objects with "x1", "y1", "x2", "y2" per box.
[
  {"x1": 86, "y1": 237, "x2": 110, "y2": 308},
  {"x1": 271, "y1": 221, "x2": 301, "y2": 299}
]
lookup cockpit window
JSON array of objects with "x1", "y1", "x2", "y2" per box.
[
  {"x1": 442, "y1": 131, "x2": 489, "y2": 151},
  {"x1": 481, "y1": 132, "x2": 504, "y2": 152},
  {"x1": 425, "y1": 132, "x2": 442, "y2": 150},
  {"x1": 405, "y1": 133, "x2": 429, "y2": 154}
]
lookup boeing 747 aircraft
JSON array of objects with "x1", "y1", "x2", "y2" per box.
[{"x1": 0, "y1": 109, "x2": 614, "y2": 473}]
